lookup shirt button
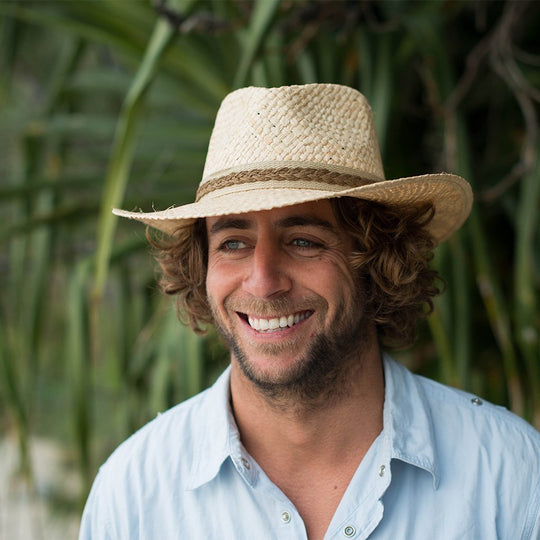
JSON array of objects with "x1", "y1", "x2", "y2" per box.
[
  {"x1": 344, "y1": 525, "x2": 356, "y2": 537},
  {"x1": 241, "y1": 457, "x2": 251, "y2": 470},
  {"x1": 281, "y1": 510, "x2": 291, "y2": 523},
  {"x1": 471, "y1": 397, "x2": 483, "y2": 406}
]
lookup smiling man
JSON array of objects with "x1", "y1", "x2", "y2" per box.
[{"x1": 80, "y1": 84, "x2": 540, "y2": 539}]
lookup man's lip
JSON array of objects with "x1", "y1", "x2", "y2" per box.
[{"x1": 237, "y1": 310, "x2": 313, "y2": 332}]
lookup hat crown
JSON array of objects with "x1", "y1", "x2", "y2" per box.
[{"x1": 201, "y1": 84, "x2": 384, "y2": 185}]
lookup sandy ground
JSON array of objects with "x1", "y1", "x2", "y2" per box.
[{"x1": 0, "y1": 436, "x2": 81, "y2": 540}]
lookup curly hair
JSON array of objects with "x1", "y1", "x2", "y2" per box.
[
  {"x1": 148, "y1": 197, "x2": 442, "y2": 347},
  {"x1": 147, "y1": 219, "x2": 211, "y2": 335},
  {"x1": 332, "y1": 198, "x2": 442, "y2": 348}
]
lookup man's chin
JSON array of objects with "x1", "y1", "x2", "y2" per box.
[
  {"x1": 237, "y1": 357, "x2": 308, "y2": 388},
  {"x1": 232, "y1": 348, "x2": 308, "y2": 386}
]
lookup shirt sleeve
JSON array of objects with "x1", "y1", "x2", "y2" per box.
[{"x1": 78, "y1": 470, "x2": 115, "y2": 540}]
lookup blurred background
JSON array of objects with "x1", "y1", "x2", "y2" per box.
[{"x1": 1, "y1": 0, "x2": 539, "y2": 537}]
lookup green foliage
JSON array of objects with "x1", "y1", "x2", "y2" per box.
[{"x1": 1, "y1": 0, "x2": 539, "y2": 510}]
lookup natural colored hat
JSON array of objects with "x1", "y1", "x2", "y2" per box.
[{"x1": 113, "y1": 84, "x2": 472, "y2": 243}]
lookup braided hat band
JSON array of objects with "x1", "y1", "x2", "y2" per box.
[{"x1": 113, "y1": 84, "x2": 472, "y2": 243}]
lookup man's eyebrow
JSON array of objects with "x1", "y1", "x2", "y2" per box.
[
  {"x1": 276, "y1": 215, "x2": 335, "y2": 231},
  {"x1": 209, "y1": 218, "x2": 252, "y2": 234},
  {"x1": 208, "y1": 214, "x2": 336, "y2": 235}
]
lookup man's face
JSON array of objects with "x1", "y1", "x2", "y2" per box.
[{"x1": 205, "y1": 200, "x2": 373, "y2": 402}]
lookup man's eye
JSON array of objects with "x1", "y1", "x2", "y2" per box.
[
  {"x1": 292, "y1": 238, "x2": 322, "y2": 249},
  {"x1": 220, "y1": 240, "x2": 247, "y2": 251}
]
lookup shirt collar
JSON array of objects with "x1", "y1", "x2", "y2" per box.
[
  {"x1": 187, "y1": 354, "x2": 440, "y2": 490},
  {"x1": 382, "y1": 352, "x2": 440, "y2": 489},
  {"x1": 185, "y1": 366, "x2": 236, "y2": 490}
]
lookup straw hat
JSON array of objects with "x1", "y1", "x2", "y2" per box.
[{"x1": 113, "y1": 84, "x2": 472, "y2": 243}]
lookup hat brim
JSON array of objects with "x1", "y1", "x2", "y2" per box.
[{"x1": 113, "y1": 173, "x2": 472, "y2": 244}]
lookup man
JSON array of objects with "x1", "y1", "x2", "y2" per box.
[{"x1": 80, "y1": 84, "x2": 540, "y2": 539}]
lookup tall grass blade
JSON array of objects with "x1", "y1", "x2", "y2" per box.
[
  {"x1": 182, "y1": 319, "x2": 203, "y2": 398},
  {"x1": 297, "y1": 49, "x2": 318, "y2": 85},
  {"x1": 233, "y1": 0, "x2": 280, "y2": 88},
  {"x1": 469, "y1": 209, "x2": 523, "y2": 414},
  {"x1": 444, "y1": 85, "x2": 523, "y2": 410},
  {"x1": 427, "y1": 303, "x2": 456, "y2": 384},
  {"x1": 93, "y1": 13, "x2": 179, "y2": 304},
  {"x1": 356, "y1": 30, "x2": 373, "y2": 98},
  {"x1": 514, "y1": 145, "x2": 540, "y2": 425},
  {"x1": 66, "y1": 260, "x2": 93, "y2": 498},
  {"x1": 0, "y1": 317, "x2": 33, "y2": 482},
  {"x1": 5, "y1": 3, "x2": 151, "y2": 61},
  {"x1": 368, "y1": 34, "x2": 393, "y2": 156}
]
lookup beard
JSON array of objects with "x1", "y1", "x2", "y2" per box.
[{"x1": 210, "y1": 291, "x2": 372, "y2": 407}]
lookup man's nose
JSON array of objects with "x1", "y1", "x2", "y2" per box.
[{"x1": 242, "y1": 240, "x2": 291, "y2": 299}]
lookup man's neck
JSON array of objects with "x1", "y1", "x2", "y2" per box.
[{"x1": 229, "y1": 340, "x2": 385, "y2": 470}]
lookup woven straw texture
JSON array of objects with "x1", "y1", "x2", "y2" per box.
[
  {"x1": 201, "y1": 84, "x2": 383, "y2": 185},
  {"x1": 113, "y1": 84, "x2": 473, "y2": 244}
]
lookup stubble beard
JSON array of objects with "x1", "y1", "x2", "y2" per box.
[{"x1": 210, "y1": 292, "x2": 373, "y2": 408}]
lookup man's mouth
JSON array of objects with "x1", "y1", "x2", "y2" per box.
[{"x1": 238, "y1": 311, "x2": 313, "y2": 332}]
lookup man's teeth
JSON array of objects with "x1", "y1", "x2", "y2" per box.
[{"x1": 247, "y1": 312, "x2": 309, "y2": 332}]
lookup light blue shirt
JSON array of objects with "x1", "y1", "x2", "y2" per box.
[{"x1": 80, "y1": 354, "x2": 540, "y2": 539}]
